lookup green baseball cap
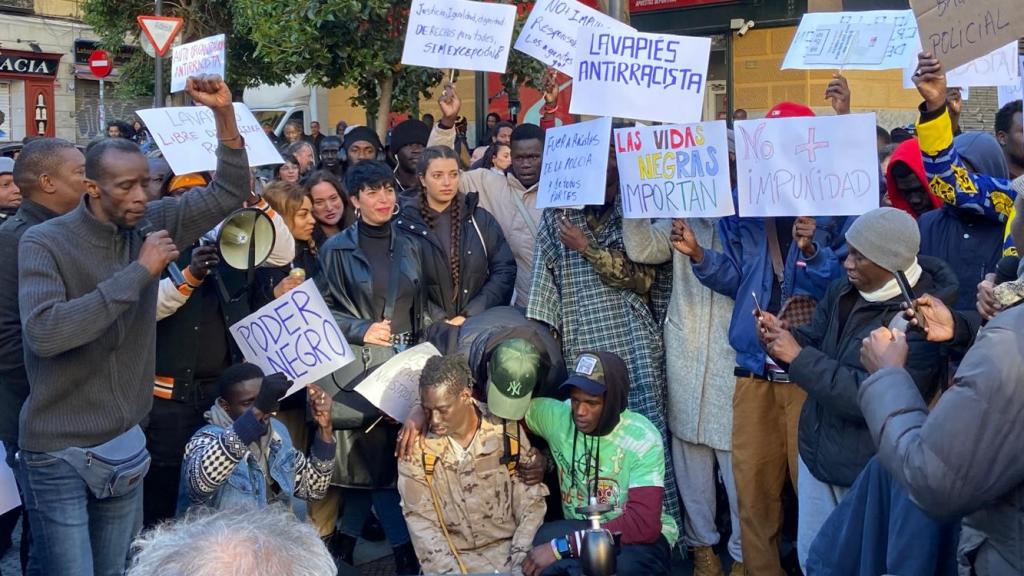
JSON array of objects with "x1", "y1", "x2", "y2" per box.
[{"x1": 486, "y1": 338, "x2": 541, "y2": 420}]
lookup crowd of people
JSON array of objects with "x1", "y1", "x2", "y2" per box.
[{"x1": 0, "y1": 47, "x2": 1021, "y2": 576}]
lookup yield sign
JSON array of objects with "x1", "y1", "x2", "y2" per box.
[{"x1": 136, "y1": 15, "x2": 183, "y2": 57}]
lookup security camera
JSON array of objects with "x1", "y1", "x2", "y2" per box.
[{"x1": 731, "y1": 19, "x2": 755, "y2": 37}]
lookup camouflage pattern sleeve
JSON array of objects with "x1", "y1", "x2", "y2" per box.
[
  {"x1": 581, "y1": 242, "x2": 657, "y2": 295},
  {"x1": 397, "y1": 456, "x2": 464, "y2": 574},
  {"x1": 509, "y1": 446, "x2": 549, "y2": 572}
]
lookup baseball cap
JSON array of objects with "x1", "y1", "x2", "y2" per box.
[
  {"x1": 0, "y1": 157, "x2": 14, "y2": 175},
  {"x1": 766, "y1": 102, "x2": 816, "y2": 119},
  {"x1": 486, "y1": 339, "x2": 540, "y2": 420},
  {"x1": 560, "y1": 353, "x2": 607, "y2": 396}
]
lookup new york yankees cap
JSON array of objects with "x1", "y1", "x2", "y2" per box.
[{"x1": 486, "y1": 338, "x2": 540, "y2": 420}]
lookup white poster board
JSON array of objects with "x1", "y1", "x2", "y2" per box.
[
  {"x1": 355, "y1": 343, "x2": 440, "y2": 422},
  {"x1": 569, "y1": 28, "x2": 710, "y2": 124},
  {"x1": 401, "y1": 0, "x2": 517, "y2": 73},
  {"x1": 997, "y1": 56, "x2": 1024, "y2": 109},
  {"x1": 903, "y1": 41, "x2": 1020, "y2": 89},
  {"x1": 170, "y1": 34, "x2": 226, "y2": 93},
  {"x1": 229, "y1": 279, "x2": 354, "y2": 398},
  {"x1": 514, "y1": 0, "x2": 633, "y2": 76},
  {"x1": 137, "y1": 103, "x2": 283, "y2": 175},
  {"x1": 615, "y1": 121, "x2": 734, "y2": 219},
  {"x1": 537, "y1": 116, "x2": 611, "y2": 208},
  {"x1": 736, "y1": 114, "x2": 880, "y2": 218},
  {"x1": 782, "y1": 10, "x2": 920, "y2": 71},
  {"x1": 0, "y1": 445, "x2": 19, "y2": 516}
]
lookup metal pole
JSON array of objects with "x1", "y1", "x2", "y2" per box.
[
  {"x1": 99, "y1": 79, "x2": 106, "y2": 134},
  {"x1": 154, "y1": 0, "x2": 164, "y2": 108}
]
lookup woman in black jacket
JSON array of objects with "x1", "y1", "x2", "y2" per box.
[
  {"x1": 396, "y1": 145, "x2": 516, "y2": 325},
  {"x1": 317, "y1": 160, "x2": 423, "y2": 573}
]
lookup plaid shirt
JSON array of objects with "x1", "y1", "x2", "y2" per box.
[{"x1": 527, "y1": 200, "x2": 681, "y2": 529}]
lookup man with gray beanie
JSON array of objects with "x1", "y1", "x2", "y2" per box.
[{"x1": 756, "y1": 206, "x2": 958, "y2": 570}]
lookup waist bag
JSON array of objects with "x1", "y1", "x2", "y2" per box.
[{"x1": 48, "y1": 425, "x2": 151, "y2": 500}]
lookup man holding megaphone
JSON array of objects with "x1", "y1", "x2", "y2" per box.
[{"x1": 15, "y1": 74, "x2": 251, "y2": 575}]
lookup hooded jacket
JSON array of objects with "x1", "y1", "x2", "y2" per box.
[
  {"x1": 885, "y1": 138, "x2": 942, "y2": 219},
  {"x1": 789, "y1": 255, "x2": 958, "y2": 487}
]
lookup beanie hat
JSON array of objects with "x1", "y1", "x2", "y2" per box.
[
  {"x1": 0, "y1": 157, "x2": 13, "y2": 175},
  {"x1": 845, "y1": 207, "x2": 920, "y2": 273},
  {"x1": 766, "y1": 102, "x2": 816, "y2": 119},
  {"x1": 486, "y1": 339, "x2": 540, "y2": 420},
  {"x1": 390, "y1": 120, "x2": 429, "y2": 155},
  {"x1": 343, "y1": 126, "x2": 382, "y2": 153}
]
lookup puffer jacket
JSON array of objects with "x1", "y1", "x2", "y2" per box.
[
  {"x1": 397, "y1": 192, "x2": 516, "y2": 323},
  {"x1": 789, "y1": 255, "x2": 958, "y2": 487},
  {"x1": 860, "y1": 304, "x2": 1024, "y2": 576}
]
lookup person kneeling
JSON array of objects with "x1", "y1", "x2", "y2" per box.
[
  {"x1": 398, "y1": 354, "x2": 548, "y2": 575},
  {"x1": 178, "y1": 364, "x2": 335, "y2": 518}
]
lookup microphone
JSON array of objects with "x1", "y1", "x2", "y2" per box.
[
  {"x1": 994, "y1": 255, "x2": 1020, "y2": 285},
  {"x1": 138, "y1": 219, "x2": 186, "y2": 286}
]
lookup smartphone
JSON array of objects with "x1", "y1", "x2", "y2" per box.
[{"x1": 894, "y1": 271, "x2": 927, "y2": 332}]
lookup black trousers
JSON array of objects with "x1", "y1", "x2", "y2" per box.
[
  {"x1": 142, "y1": 381, "x2": 218, "y2": 527},
  {"x1": 532, "y1": 519, "x2": 673, "y2": 576}
]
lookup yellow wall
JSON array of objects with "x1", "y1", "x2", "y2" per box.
[
  {"x1": 326, "y1": 72, "x2": 479, "y2": 131},
  {"x1": 34, "y1": 0, "x2": 81, "y2": 18},
  {"x1": 732, "y1": 27, "x2": 921, "y2": 128}
]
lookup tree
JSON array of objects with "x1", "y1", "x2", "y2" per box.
[
  {"x1": 232, "y1": 0, "x2": 546, "y2": 138},
  {"x1": 82, "y1": 0, "x2": 287, "y2": 99}
]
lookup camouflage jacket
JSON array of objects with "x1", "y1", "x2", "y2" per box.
[{"x1": 398, "y1": 403, "x2": 548, "y2": 575}]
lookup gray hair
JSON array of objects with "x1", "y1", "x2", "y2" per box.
[
  {"x1": 286, "y1": 140, "x2": 315, "y2": 157},
  {"x1": 127, "y1": 504, "x2": 336, "y2": 576}
]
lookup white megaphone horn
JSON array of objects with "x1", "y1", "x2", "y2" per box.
[{"x1": 216, "y1": 207, "x2": 276, "y2": 270}]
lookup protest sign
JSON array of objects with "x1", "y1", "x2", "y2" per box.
[
  {"x1": 903, "y1": 41, "x2": 1019, "y2": 88},
  {"x1": 569, "y1": 28, "x2": 710, "y2": 124},
  {"x1": 229, "y1": 280, "x2": 354, "y2": 398},
  {"x1": 137, "y1": 103, "x2": 282, "y2": 175},
  {"x1": 782, "y1": 10, "x2": 920, "y2": 71},
  {"x1": 0, "y1": 445, "x2": 19, "y2": 516},
  {"x1": 736, "y1": 113, "x2": 880, "y2": 218},
  {"x1": 910, "y1": 0, "x2": 1023, "y2": 73},
  {"x1": 997, "y1": 56, "x2": 1024, "y2": 109},
  {"x1": 401, "y1": 0, "x2": 516, "y2": 74},
  {"x1": 170, "y1": 34, "x2": 226, "y2": 93},
  {"x1": 537, "y1": 116, "x2": 611, "y2": 208},
  {"x1": 514, "y1": 0, "x2": 633, "y2": 76},
  {"x1": 355, "y1": 343, "x2": 440, "y2": 422},
  {"x1": 614, "y1": 121, "x2": 734, "y2": 219}
]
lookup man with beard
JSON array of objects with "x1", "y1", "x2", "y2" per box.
[
  {"x1": 342, "y1": 126, "x2": 382, "y2": 170},
  {"x1": 995, "y1": 100, "x2": 1023, "y2": 180},
  {"x1": 388, "y1": 119, "x2": 429, "y2": 194}
]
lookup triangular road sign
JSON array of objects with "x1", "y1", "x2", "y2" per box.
[{"x1": 137, "y1": 15, "x2": 184, "y2": 57}]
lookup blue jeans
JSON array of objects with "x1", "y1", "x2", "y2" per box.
[
  {"x1": 4, "y1": 442, "x2": 41, "y2": 576},
  {"x1": 19, "y1": 450, "x2": 143, "y2": 576},
  {"x1": 532, "y1": 520, "x2": 673, "y2": 575},
  {"x1": 338, "y1": 487, "x2": 410, "y2": 546}
]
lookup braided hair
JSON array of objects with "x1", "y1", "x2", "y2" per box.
[{"x1": 416, "y1": 146, "x2": 463, "y2": 305}]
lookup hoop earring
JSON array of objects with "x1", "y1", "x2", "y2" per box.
[{"x1": 391, "y1": 203, "x2": 400, "y2": 216}]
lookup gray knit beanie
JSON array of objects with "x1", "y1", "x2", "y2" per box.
[{"x1": 845, "y1": 207, "x2": 920, "y2": 273}]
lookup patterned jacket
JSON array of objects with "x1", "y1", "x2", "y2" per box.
[
  {"x1": 917, "y1": 104, "x2": 1017, "y2": 254},
  {"x1": 178, "y1": 414, "x2": 334, "y2": 519},
  {"x1": 397, "y1": 403, "x2": 547, "y2": 575}
]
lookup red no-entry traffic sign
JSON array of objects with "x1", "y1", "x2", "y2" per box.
[{"x1": 88, "y1": 49, "x2": 113, "y2": 78}]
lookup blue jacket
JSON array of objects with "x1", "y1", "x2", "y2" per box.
[
  {"x1": 177, "y1": 415, "x2": 334, "y2": 519},
  {"x1": 692, "y1": 214, "x2": 849, "y2": 373},
  {"x1": 918, "y1": 205, "x2": 1004, "y2": 312}
]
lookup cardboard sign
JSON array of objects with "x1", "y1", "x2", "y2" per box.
[
  {"x1": 137, "y1": 103, "x2": 283, "y2": 175},
  {"x1": 514, "y1": 0, "x2": 634, "y2": 76},
  {"x1": 910, "y1": 0, "x2": 1023, "y2": 72},
  {"x1": 537, "y1": 116, "x2": 612, "y2": 208},
  {"x1": 997, "y1": 56, "x2": 1024, "y2": 108},
  {"x1": 229, "y1": 280, "x2": 354, "y2": 398},
  {"x1": 614, "y1": 121, "x2": 734, "y2": 219},
  {"x1": 171, "y1": 34, "x2": 226, "y2": 93},
  {"x1": 401, "y1": 0, "x2": 517, "y2": 74},
  {"x1": 736, "y1": 114, "x2": 880, "y2": 218},
  {"x1": 782, "y1": 10, "x2": 920, "y2": 71},
  {"x1": 903, "y1": 41, "x2": 1020, "y2": 88},
  {"x1": 355, "y1": 343, "x2": 440, "y2": 422},
  {"x1": 569, "y1": 28, "x2": 710, "y2": 124}
]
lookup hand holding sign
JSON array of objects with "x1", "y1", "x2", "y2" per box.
[
  {"x1": 824, "y1": 74, "x2": 851, "y2": 115},
  {"x1": 186, "y1": 74, "x2": 232, "y2": 111},
  {"x1": 913, "y1": 51, "x2": 948, "y2": 112},
  {"x1": 438, "y1": 82, "x2": 461, "y2": 128},
  {"x1": 793, "y1": 217, "x2": 817, "y2": 257},
  {"x1": 670, "y1": 219, "x2": 703, "y2": 263}
]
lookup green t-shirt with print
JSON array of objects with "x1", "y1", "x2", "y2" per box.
[{"x1": 525, "y1": 398, "x2": 678, "y2": 544}]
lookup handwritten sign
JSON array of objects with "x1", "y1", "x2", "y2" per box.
[
  {"x1": 782, "y1": 10, "x2": 920, "y2": 71},
  {"x1": 401, "y1": 0, "x2": 516, "y2": 74},
  {"x1": 137, "y1": 103, "x2": 283, "y2": 175},
  {"x1": 614, "y1": 121, "x2": 733, "y2": 219},
  {"x1": 910, "y1": 0, "x2": 1023, "y2": 72},
  {"x1": 903, "y1": 41, "x2": 1020, "y2": 88},
  {"x1": 514, "y1": 0, "x2": 633, "y2": 76},
  {"x1": 736, "y1": 114, "x2": 880, "y2": 218},
  {"x1": 170, "y1": 34, "x2": 226, "y2": 93},
  {"x1": 569, "y1": 28, "x2": 710, "y2": 124},
  {"x1": 537, "y1": 116, "x2": 611, "y2": 208},
  {"x1": 997, "y1": 56, "x2": 1024, "y2": 108},
  {"x1": 355, "y1": 343, "x2": 440, "y2": 422},
  {"x1": 229, "y1": 280, "x2": 354, "y2": 398}
]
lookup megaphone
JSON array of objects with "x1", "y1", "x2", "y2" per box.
[{"x1": 216, "y1": 207, "x2": 276, "y2": 270}]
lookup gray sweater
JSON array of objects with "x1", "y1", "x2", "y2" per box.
[{"x1": 17, "y1": 145, "x2": 250, "y2": 452}]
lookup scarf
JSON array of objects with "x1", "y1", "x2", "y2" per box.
[
  {"x1": 860, "y1": 259, "x2": 922, "y2": 303},
  {"x1": 206, "y1": 402, "x2": 274, "y2": 491}
]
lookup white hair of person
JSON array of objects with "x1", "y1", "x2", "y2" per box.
[{"x1": 127, "y1": 504, "x2": 336, "y2": 576}]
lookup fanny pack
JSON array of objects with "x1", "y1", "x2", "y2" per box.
[{"x1": 48, "y1": 425, "x2": 151, "y2": 500}]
